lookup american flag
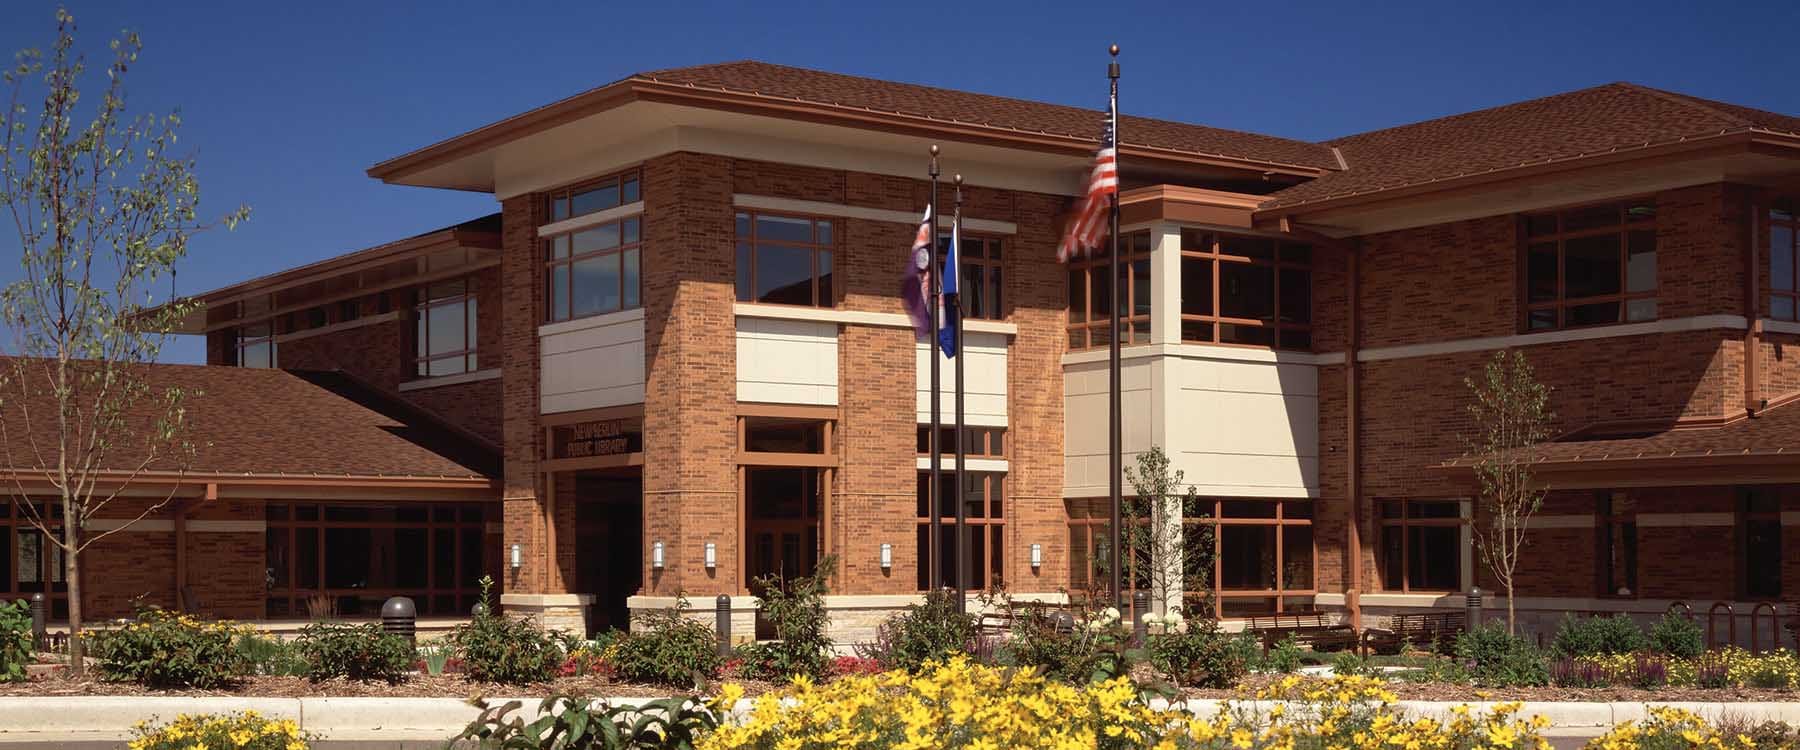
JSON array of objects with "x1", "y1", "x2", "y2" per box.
[{"x1": 1057, "y1": 98, "x2": 1118, "y2": 262}]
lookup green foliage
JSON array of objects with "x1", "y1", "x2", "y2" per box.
[
  {"x1": 0, "y1": 599, "x2": 30, "y2": 682},
  {"x1": 1650, "y1": 611, "x2": 1706, "y2": 659},
  {"x1": 1455, "y1": 622, "x2": 1548, "y2": 687},
  {"x1": 1328, "y1": 650, "x2": 1375, "y2": 678},
  {"x1": 90, "y1": 609, "x2": 251, "y2": 688},
  {"x1": 418, "y1": 642, "x2": 454, "y2": 676},
  {"x1": 452, "y1": 694, "x2": 717, "y2": 750},
  {"x1": 863, "y1": 588, "x2": 976, "y2": 673},
  {"x1": 1261, "y1": 634, "x2": 1303, "y2": 674},
  {"x1": 612, "y1": 595, "x2": 722, "y2": 689},
  {"x1": 451, "y1": 576, "x2": 562, "y2": 685},
  {"x1": 294, "y1": 622, "x2": 413, "y2": 684},
  {"x1": 1552, "y1": 613, "x2": 1648, "y2": 657},
  {"x1": 995, "y1": 608, "x2": 1091, "y2": 683},
  {"x1": 751, "y1": 556, "x2": 836, "y2": 681},
  {"x1": 1147, "y1": 618, "x2": 1247, "y2": 688},
  {"x1": 234, "y1": 633, "x2": 307, "y2": 677}
]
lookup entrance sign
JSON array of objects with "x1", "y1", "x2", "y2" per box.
[{"x1": 550, "y1": 418, "x2": 642, "y2": 459}]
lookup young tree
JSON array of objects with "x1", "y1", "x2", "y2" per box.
[
  {"x1": 1463, "y1": 349, "x2": 1554, "y2": 635},
  {"x1": 0, "y1": 10, "x2": 246, "y2": 674},
  {"x1": 1123, "y1": 446, "x2": 1211, "y2": 617}
]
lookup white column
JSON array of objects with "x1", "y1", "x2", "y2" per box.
[{"x1": 1150, "y1": 221, "x2": 1182, "y2": 345}]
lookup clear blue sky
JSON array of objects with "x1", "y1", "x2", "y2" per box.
[{"x1": 1, "y1": 0, "x2": 1793, "y2": 363}]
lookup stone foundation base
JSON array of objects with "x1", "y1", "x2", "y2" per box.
[{"x1": 500, "y1": 593, "x2": 594, "y2": 633}]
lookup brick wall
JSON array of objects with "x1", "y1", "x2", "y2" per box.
[{"x1": 500, "y1": 193, "x2": 548, "y2": 597}]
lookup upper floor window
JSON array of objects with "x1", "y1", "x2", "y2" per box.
[
  {"x1": 736, "y1": 212, "x2": 835, "y2": 307},
  {"x1": 1769, "y1": 199, "x2": 1800, "y2": 320},
  {"x1": 545, "y1": 216, "x2": 641, "y2": 322},
  {"x1": 415, "y1": 278, "x2": 477, "y2": 377},
  {"x1": 1522, "y1": 200, "x2": 1657, "y2": 331},
  {"x1": 1066, "y1": 231, "x2": 1151, "y2": 350},
  {"x1": 547, "y1": 170, "x2": 641, "y2": 222},
  {"x1": 1180, "y1": 230, "x2": 1312, "y2": 350},
  {"x1": 236, "y1": 323, "x2": 276, "y2": 368},
  {"x1": 938, "y1": 233, "x2": 1004, "y2": 321}
]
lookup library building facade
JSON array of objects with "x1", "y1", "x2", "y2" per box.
[{"x1": 10, "y1": 62, "x2": 1800, "y2": 642}]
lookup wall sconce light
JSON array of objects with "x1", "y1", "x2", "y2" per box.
[
  {"x1": 509, "y1": 543, "x2": 522, "y2": 570},
  {"x1": 879, "y1": 543, "x2": 893, "y2": 570},
  {"x1": 1030, "y1": 543, "x2": 1043, "y2": 569},
  {"x1": 651, "y1": 541, "x2": 665, "y2": 570},
  {"x1": 704, "y1": 542, "x2": 717, "y2": 570}
]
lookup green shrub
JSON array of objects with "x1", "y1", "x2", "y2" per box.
[
  {"x1": 995, "y1": 608, "x2": 1097, "y2": 683},
  {"x1": 1261, "y1": 634, "x2": 1303, "y2": 674},
  {"x1": 235, "y1": 633, "x2": 307, "y2": 677},
  {"x1": 1148, "y1": 617, "x2": 1247, "y2": 688},
  {"x1": 1328, "y1": 649, "x2": 1374, "y2": 678},
  {"x1": 1455, "y1": 622, "x2": 1548, "y2": 687},
  {"x1": 613, "y1": 596, "x2": 722, "y2": 688},
  {"x1": 453, "y1": 694, "x2": 716, "y2": 750},
  {"x1": 752, "y1": 557, "x2": 836, "y2": 681},
  {"x1": 90, "y1": 609, "x2": 253, "y2": 688},
  {"x1": 295, "y1": 622, "x2": 413, "y2": 684},
  {"x1": 1551, "y1": 613, "x2": 1647, "y2": 657},
  {"x1": 1650, "y1": 611, "x2": 1706, "y2": 659},
  {"x1": 450, "y1": 576, "x2": 563, "y2": 684},
  {"x1": 862, "y1": 588, "x2": 976, "y2": 673},
  {"x1": 0, "y1": 599, "x2": 30, "y2": 683}
]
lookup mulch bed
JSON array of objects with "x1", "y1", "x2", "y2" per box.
[
  {"x1": 1179, "y1": 673, "x2": 1800, "y2": 703},
  {"x1": 0, "y1": 671, "x2": 782, "y2": 699}
]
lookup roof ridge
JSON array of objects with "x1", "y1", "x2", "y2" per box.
[{"x1": 1614, "y1": 82, "x2": 1754, "y2": 128}]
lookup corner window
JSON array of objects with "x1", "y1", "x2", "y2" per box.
[
  {"x1": 1597, "y1": 491, "x2": 1637, "y2": 597},
  {"x1": 545, "y1": 216, "x2": 641, "y2": 322},
  {"x1": 738, "y1": 413, "x2": 835, "y2": 589},
  {"x1": 938, "y1": 233, "x2": 1004, "y2": 321},
  {"x1": 1180, "y1": 230, "x2": 1312, "y2": 350},
  {"x1": 1769, "y1": 199, "x2": 1799, "y2": 320},
  {"x1": 546, "y1": 170, "x2": 640, "y2": 223},
  {"x1": 1379, "y1": 499, "x2": 1464, "y2": 593},
  {"x1": 1522, "y1": 200, "x2": 1657, "y2": 330},
  {"x1": 236, "y1": 323, "x2": 276, "y2": 368},
  {"x1": 1067, "y1": 497, "x2": 1313, "y2": 618},
  {"x1": 414, "y1": 278, "x2": 477, "y2": 377},
  {"x1": 736, "y1": 212, "x2": 835, "y2": 307},
  {"x1": 1066, "y1": 231, "x2": 1151, "y2": 350},
  {"x1": 1742, "y1": 488, "x2": 1782, "y2": 600}
]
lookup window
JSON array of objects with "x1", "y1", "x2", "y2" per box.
[
  {"x1": 1067, "y1": 231, "x2": 1151, "y2": 350},
  {"x1": 236, "y1": 323, "x2": 276, "y2": 368},
  {"x1": 0, "y1": 502, "x2": 67, "y2": 620},
  {"x1": 916, "y1": 472, "x2": 1005, "y2": 591},
  {"x1": 1180, "y1": 230, "x2": 1313, "y2": 350},
  {"x1": 738, "y1": 413, "x2": 835, "y2": 588},
  {"x1": 414, "y1": 278, "x2": 477, "y2": 377},
  {"x1": 265, "y1": 502, "x2": 487, "y2": 618},
  {"x1": 337, "y1": 299, "x2": 361, "y2": 324},
  {"x1": 938, "y1": 233, "x2": 1004, "y2": 320},
  {"x1": 736, "y1": 212, "x2": 835, "y2": 307},
  {"x1": 915, "y1": 426, "x2": 1005, "y2": 457},
  {"x1": 545, "y1": 216, "x2": 641, "y2": 322},
  {"x1": 1379, "y1": 499, "x2": 1465, "y2": 593},
  {"x1": 1769, "y1": 199, "x2": 1799, "y2": 320},
  {"x1": 1597, "y1": 491, "x2": 1637, "y2": 597},
  {"x1": 1067, "y1": 497, "x2": 1313, "y2": 618},
  {"x1": 1742, "y1": 488, "x2": 1782, "y2": 599},
  {"x1": 1522, "y1": 200, "x2": 1658, "y2": 330},
  {"x1": 546, "y1": 170, "x2": 640, "y2": 222}
]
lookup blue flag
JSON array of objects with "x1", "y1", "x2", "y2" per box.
[{"x1": 937, "y1": 221, "x2": 960, "y2": 358}]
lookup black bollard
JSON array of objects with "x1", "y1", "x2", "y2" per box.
[
  {"x1": 716, "y1": 595, "x2": 733, "y2": 657},
  {"x1": 1466, "y1": 587, "x2": 1483, "y2": 631},
  {"x1": 1132, "y1": 590, "x2": 1150, "y2": 645},
  {"x1": 28, "y1": 594, "x2": 45, "y2": 651},
  {"x1": 381, "y1": 596, "x2": 417, "y2": 646}
]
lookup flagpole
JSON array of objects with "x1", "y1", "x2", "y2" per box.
[
  {"x1": 952, "y1": 174, "x2": 968, "y2": 615},
  {"x1": 928, "y1": 145, "x2": 943, "y2": 594},
  {"x1": 1106, "y1": 44, "x2": 1125, "y2": 612}
]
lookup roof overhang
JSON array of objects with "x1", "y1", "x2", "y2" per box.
[
  {"x1": 1119, "y1": 185, "x2": 1262, "y2": 228},
  {"x1": 0, "y1": 469, "x2": 499, "y2": 501},
  {"x1": 1259, "y1": 130, "x2": 1800, "y2": 237},
  {"x1": 368, "y1": 78, "x2": 1328, "y2": 198},
  {"x1": 1432, "y1": 451, "x2": 1800, "y2": 491}
]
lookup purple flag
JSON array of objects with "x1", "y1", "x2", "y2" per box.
[{"x1": 901, "y1": 205, "x2": 934, "y2": 342}]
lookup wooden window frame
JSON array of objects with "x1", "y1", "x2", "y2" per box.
[
  {"x1": 915, "y1": 426, "x2": 1005, "y2": 458},
  {"x1": 735, "y1": 211, "x2": 837, "y2": 309},
  {"x1": 264, "y1": 501, "x2": 488, "y2": 618},
  {"x1": 413, "y1": 277, "x2": 478, "y2": 378},
  {"x1": 1596, "y1": 491, "x2": 1638, "y2": 598},
  {"x1": 1067, "y1": 231, "x2": 1152, "y2": 351},
  {"x1": 0, "y1": 501, "x2": 67, "y2": 620},
  {"x1": 1768, "y1": 198, "x2": 1800, "y2": 321},
  {"x1": 1178, "y1": 230, "x2": 1314, "y2": 351},
  {"x1": 544, "y1": 215, "x2": 642, "y2": 323},
  {"x1": 545, "y1": 169, "x2": 641, "y2": 223},
  {"x1": 236, "y1": 322, "x2": 277, "y2": 368},
  {"x1": 1378, "y1": 499, "x2": 1466, "y2": 594},
  {"x1": 735, "y1": 410, "x2": 838, "y2": 592},
  {"x1": 914, "y1": 428, "x2": 1008, "y2": 592},
  {"x1": 936, "y1": 232, "x2": 1005, "y2": 321},
  {"x1": 1520, "y1": 199, "x2": 1659, "y2": 332}
]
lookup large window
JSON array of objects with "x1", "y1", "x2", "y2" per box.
[
  {"x1": 736, "y1": 212, "x2": 835, "y2": 307},
  {"x1": 1180, "y1": 230, "x2": 1313, "y2": 350},
  {"x1": 738, "y1": 414, "x2": 835, "y2": 586},
  {"x1": 1742, "y1": 488, "x2": 1782, "y2": 600},
  {"x1": 236, "y1": 323, "x2": 276, "y2": 368},
  {"x1": 1769, "y1": 199, "x2": 1800, "y2": 320},
  {"x1": 414, "y1": 278, "x2": 477, "y2": 377},
  {"x1": 1067, "y1": 231, "x2": 1151, "y2": 350},
  {"x1": 546, "y1": 170, "x2": 640, "y2": 223},
  {"x1": 1522, "y1": 200, "x2": 1658, "y2": 330},
  {"x1": 545, "y1": 216, "x2": 641, "y2": 322},
  {"x1": 938, "y1": 233, "x2": 1004, "y2": 321},
  {"x1": 264, "y1": 502, "x2": 488, "y2": 618},
  {"x1": 1068, "y1": 497, "x2": 1313, "y2": 618},
  {"x1": 915, "y1": 427, "x2": 1006, "y2": 591},
  {"x1": 1597, "y1": 491, "x2": 1637, "y2": 597},
  {"x1": 0, "y1": 502, "x2": 67, "y2": 620},
  {"x1": 1379, "y1": 499, "x2": 1464, "y2": 593}
]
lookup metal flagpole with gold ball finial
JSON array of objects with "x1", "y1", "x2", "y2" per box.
[
  {"x1": 1106, "y1": 43, "x2": 1125, "y2": 612},
  {"x1": 928, "y1": 145, "x2": 943, "y2": 593}
]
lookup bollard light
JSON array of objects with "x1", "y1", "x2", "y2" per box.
[
  {"x1": 381, "y1": 596, "x2": 418, "y2": 647},
  {"x1": 879, "y1": 543, "x2": 893, "y2": 570},
  {"x1": 704, "y1": 542, "x2": 717, "y2": 570},
  {"x1": 651, "y1": 541, "x2": 665, "y2": 570}
]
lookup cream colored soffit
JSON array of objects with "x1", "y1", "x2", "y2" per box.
[
  {"x1": 537, "y1": 201, "x2": 645, "y2": 237},
  {"x1": 1061, "y1": 342, "x2": 1343, "y2": 368},
  {"x1": 732, "y1": 194, "x2": 1018, "y2": 235},
  {"x1": 734, "y1": 303, "x2": 1017, "y2": 336}
]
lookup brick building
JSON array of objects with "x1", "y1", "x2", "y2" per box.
[{"x1": 12, "y1": 62, "x2": 1800, "y2": 642}]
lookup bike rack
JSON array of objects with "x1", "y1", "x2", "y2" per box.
[
  {"x1": 1749, "y1": 602, "x2": 1779, "y2": 653},
  {"x1": 1707, "y1": 602, "x2": 1736, "y2": 650}
]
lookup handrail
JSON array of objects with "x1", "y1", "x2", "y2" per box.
[
  {"x1": 1707, "y1": 602, "x2": 1736, "y2": 650},
  {"x1": 1749, "y1": 602, "x2": 1779, "y2": 653}
]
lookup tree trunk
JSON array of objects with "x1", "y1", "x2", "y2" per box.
[
  {"x1": 1506, "y1": 586, "x2": 1517, "y2": 636},
  {"x1": 62, "y1": 503, "x2": 82, "y2": 677}
]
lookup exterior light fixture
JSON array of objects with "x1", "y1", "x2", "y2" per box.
[
  {"x1": 704, "y1": 542, "x2": 717, "y2": 569},
  {"x1": 879, "y1": 543, "x2": 893, "y2": 570},
  {"x1": 651, "y1": 541, "x2": 665, "y2": 570},
  {"x1": 1030, "y1": 543, "x2": 1043, "y2": 569},
  {"x1": 509, "y1": 543, "x2": 522, "y2": 570}
]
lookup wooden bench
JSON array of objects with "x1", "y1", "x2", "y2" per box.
[
  {"x1": 976, "y1": 601, "x2": 1073, "y2": 639},
  {"x1": 1360, "y1": 611, "x2": 1466, "y2": 655},
  {"x1": 1243, "y1": 612, "x2": 1358, "y2": 653}
]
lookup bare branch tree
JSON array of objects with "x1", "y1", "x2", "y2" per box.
[
  {"x1": 0, "y1": 9, "x2": 246, "y2": 674},
  {"x1": 1463, "y1": 349, "x2": 1553, "y2": 635},
  {"x1": 1123, "y1": 445, "x2": 1210, "y2": 617}
]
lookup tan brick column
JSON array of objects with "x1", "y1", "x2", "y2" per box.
[
  {"x1": 1007, "y1": 191, "x2": 1069, "y2": 594},
  {"x1": 499, "y1": 193, "x2": 552, "y2": 599}
]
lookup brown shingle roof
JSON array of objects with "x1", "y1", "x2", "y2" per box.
[
  {"x1": 1264, "y1": 82, "x2": 1800, "y2": 209},
  {"x1": 1439, "y1": 398, "x2": 1800, "y2": 469},
  {"x1": 0, "y1": 361, "x2": 496, "y2": 480}
]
